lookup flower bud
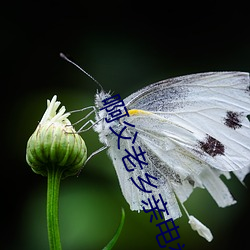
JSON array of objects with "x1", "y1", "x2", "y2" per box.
[{"x1": 26, "y1": 95, "x2": 87, "y2": 178}]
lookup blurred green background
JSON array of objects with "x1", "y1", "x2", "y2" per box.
[{"x1": 2, "y1": 2, "x2": 250, "y2": 250}]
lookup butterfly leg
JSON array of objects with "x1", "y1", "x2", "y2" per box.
[
  {"x1": 77, "y1": 145, "x2": 108, "y2": 175},
  {"x1": 68, "y1": 106, "x2": 101, "y2": 132},
  {"x1": 77, "y1": 120, "x2": 95, "y2": 132},
  {"x1": 70, "y1": 106, "x2": 96, "y2": 126},
  {"x1": 77, "y1": 116, "x2": 106, "y2": 133}
]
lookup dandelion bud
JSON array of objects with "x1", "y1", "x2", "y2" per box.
[{"x1": 26, "y1": 95, "x2": 87, "y2": 178}]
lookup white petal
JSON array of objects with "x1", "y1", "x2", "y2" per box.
[
  {"x1": 40, "y1": 95, "x2": 71, "y2": 125},
  {"x1": 189, "y1": 215, "x2": 213, "y2": 242}
]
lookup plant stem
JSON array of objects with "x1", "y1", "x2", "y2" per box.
[{"x1": 47, "y1": 165, "x2": 63, "y2": 250}]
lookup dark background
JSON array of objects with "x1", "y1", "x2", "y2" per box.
[{"x1": 2, "y1": 1, "x2": 250, "y2": 250}]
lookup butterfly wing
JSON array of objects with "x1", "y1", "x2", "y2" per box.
[
  {"x1": 118, "y1": 72, "x2": 250, "y2": 214},
  {"x1": 124, "y1": 72, "x2": 250, "y2": 173},
  {"x1": 106, "y1": 124, "x2": 183, "y2": 219},
  {"x1": 120, "y1": 113, "x2": 237, "y2": 211}
]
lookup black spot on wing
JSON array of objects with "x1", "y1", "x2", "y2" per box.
[
  {"x1": 199, "y1": 135, "x2": 225, "y2": 157},
  {"x1": 246, "y1": 84, "x2": 250, "y2": 94},
  {"x1": 224, "y1": 111, "x2": 243, "y2": 130},
  {"x1": 187, "y1": 177, "x2": 195, "y2": 186}
]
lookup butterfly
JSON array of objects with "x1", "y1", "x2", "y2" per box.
[
  {"x1": 90, "y1": 71, "x2": 250, "y2": 241},
  {"x1": 60, "y1": 55, "x2": 250, "y2": 241}
]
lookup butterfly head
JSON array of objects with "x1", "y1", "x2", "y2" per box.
[{"x1": 93, "y1": 90, "x2": 115, "y2": 146}]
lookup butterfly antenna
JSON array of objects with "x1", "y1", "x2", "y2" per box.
[{"x1": 60, "y1": 53, "x2": 104, "y2": 91}]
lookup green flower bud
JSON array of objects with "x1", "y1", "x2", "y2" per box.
[{"x1": 26, "y1": 95, "x2": 87, "y2": 178}]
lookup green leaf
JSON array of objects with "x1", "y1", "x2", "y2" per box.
[{"x1": 102, "y1": 208, "x2": 125, "y2": 250}]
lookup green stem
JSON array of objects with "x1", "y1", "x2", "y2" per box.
[{"x1": 47, "y1": 165, "x2": 63, "y2": 250}]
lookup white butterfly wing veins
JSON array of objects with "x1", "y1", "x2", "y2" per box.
[{"x1": 93, "y1": 72, "x2": 250, "y2": 241}]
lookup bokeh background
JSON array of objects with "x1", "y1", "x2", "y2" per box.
[{"x1": 2, "y1": 1, "x2": 250, "y2": 250}]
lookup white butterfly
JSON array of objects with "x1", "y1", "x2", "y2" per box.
[{"x1": 90, "y1": 72, "x2": 250, "y2": 242}]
